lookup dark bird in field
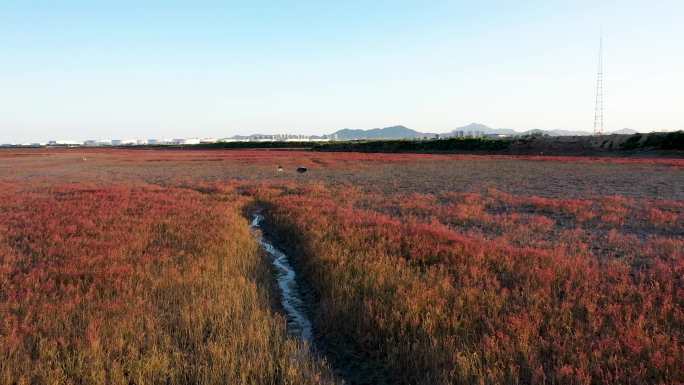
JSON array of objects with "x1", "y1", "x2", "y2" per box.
[
  {"x1": 277, "y1": 165, "x2": 283, "y2": 172},
  {"x1": 296, "y1": 167, "x2": 308, "y2": 173}
]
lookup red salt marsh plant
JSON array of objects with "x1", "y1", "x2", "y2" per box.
[
  {"x1": 255, "y1": 182, "x2": 684, "y2": 385},
  {"x1": 0, "y1": 148, "x2": 682, "y2": 384},
  {"x1": 0, "y1": 183, "x2": 338, "y2": 385}
]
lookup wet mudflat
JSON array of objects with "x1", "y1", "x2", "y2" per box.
[
  {"x1": 249, "y1": 212, "x2": 384, "y2": 385},
  {"x1": 250, "y1": 213, "x2": 313, "y2": 343}
]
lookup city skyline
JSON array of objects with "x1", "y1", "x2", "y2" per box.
[{"x1": 2, "y1": 123, "x2": 651, "y2": 146}]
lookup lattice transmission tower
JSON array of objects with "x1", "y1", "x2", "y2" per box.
[{"x1": 593, "y1": 33, "x2": 604, "y2": 135}]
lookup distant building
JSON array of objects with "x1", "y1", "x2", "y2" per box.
[
  {"x1": 111, "y1": 139, "x2": 136, "y2": 146},
  {"x1": 448, "y1": 130, "x2": 485, "y2": 139},
  {"x1": 172, "y1": 138, "x2": 200, "y2": 145},
  {"x1": 48, "y1": 140, "x2": 81, "y2": 146},
  {"x1": 148, "y1": 139, "x2": 173, "y2": 145}
]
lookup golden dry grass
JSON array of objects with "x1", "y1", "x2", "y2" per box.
[
  {"x1": 0, "y1": 183, "x2": 337, "y2": 385},
  {"x1": 0, "y1": 148, "x2": 682, "y2": 384},
  {"x1": 255, "y1": 182, "x2": 683, "y2": 385}
]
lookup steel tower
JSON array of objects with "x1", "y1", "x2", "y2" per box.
[{"x1": 593, "y1": 33, "x2": 604, "y2": 135}]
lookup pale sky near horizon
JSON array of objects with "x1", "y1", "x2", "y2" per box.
[{"x1": 1, "y1": 1, "x2": 683, "y2": 143}]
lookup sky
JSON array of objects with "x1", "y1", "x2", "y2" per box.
[{"x1": 1, "y1": 1, "x2": 683, "y2": 143}]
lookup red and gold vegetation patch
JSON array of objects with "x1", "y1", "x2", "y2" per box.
[
  {"x1": 256, "y1": 183, "x2": 683, "y2": 385},
  {"x1": 0, "y1": 182, "x2": 336, "y2": 385},
  {"x1": 0, "y1": 148, "x2": 682, "y2": 384}
]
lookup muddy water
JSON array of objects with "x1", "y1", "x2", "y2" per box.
[{"x1": 250, "y1": 214, "x2": 313, "y2": 343}]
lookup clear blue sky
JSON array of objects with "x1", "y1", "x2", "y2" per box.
[{"x1": 1, "y1": 1, "x2": 682, "y2": 143}]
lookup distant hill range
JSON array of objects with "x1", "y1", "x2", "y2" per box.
[
  {"x1": 219, "y1": 124, "x2": 645, "y2": 142},
  {"x1": 610, "y1": 128, "x2": 639, "y2": 135},
  {"x1": 328, "y1": 123, "x2": 642, "y2": 140},
  {"x1": 330, "y1": 125, "x2": 433, "y2": 140}
]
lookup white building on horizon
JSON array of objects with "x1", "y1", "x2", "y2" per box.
[{"x1": 171, "y1": 138, "x2": 201, "y2": 145}]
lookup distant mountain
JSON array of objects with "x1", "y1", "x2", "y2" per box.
[
  {"x1": 519, "y1": 129, "x2": 591, "y2": 136},
  {"x1": 450, "y1": 123, "x2": 594, "y2": 137},
  {"x1": 330, "y1": 125, "x2": 432, "y2": 140},
  {"x1": 330, "y1": 123, "x2": 598, "y2": 140},
  {"x1": 449, "y1": 123, "x2": 517, "y2": 136},
  {"x1": 223, "y1": 126, "x2": 641, "y2": 142},
  {"x1": 611, "y1": 128, "x2": 639, "y2": 135}
]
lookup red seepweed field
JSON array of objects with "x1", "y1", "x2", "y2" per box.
[{"x1": 0, "y1": 148, "x2": 682, "y2": 385}]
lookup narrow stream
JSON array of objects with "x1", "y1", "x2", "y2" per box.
[{"x1": 250, "y1": 213, "x2": 313, "y2": 343}]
